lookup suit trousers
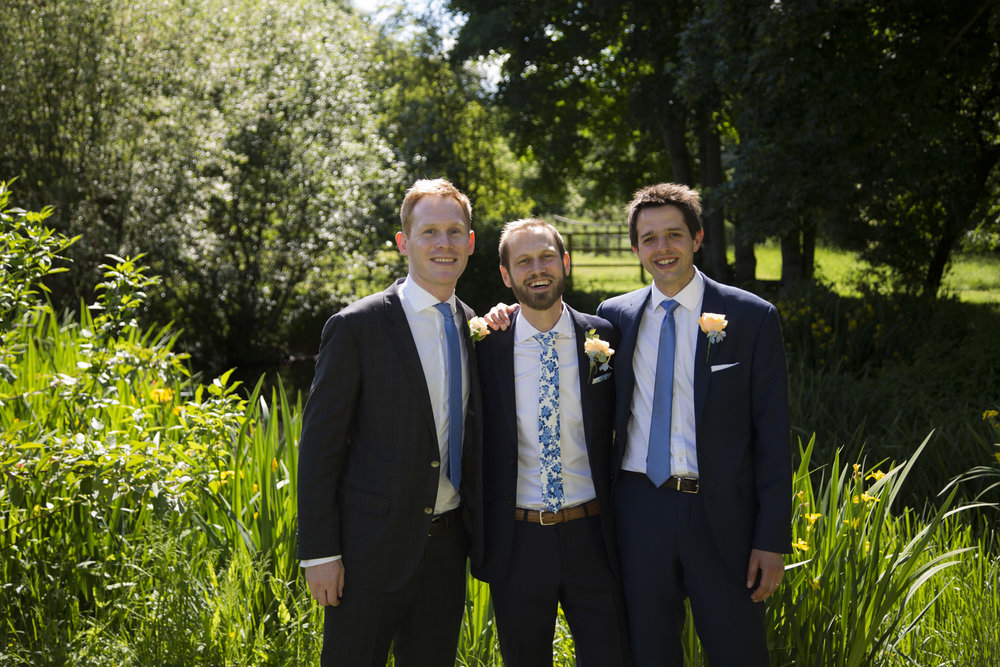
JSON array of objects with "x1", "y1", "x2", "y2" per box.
[
  {"x1": 320, "y1": 519, "x2": 468, "y2": 667},
  {"x1": 489, "y1": 513, "x2": 629, "y2": 667},
  {"x1": 614, "y1": 473, "x2": 770, "y2": 667}
]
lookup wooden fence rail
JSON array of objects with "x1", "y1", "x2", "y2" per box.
[{"x1": 552, "y1": 215, "x2": 647, "y2": 284}]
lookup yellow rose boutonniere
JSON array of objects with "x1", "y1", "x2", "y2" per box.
[
  {"x1": 584, "y1": 328, "x2": 614, "y2": 379},
  {"x1": 468, "y1": 316, "x2": 490, "y2": 343},
  {"x1": 698, "y1": 312, "x2": 728, "y2": 361}
]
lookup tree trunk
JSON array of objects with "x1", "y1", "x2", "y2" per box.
[
  {"x1": 923, "y1": 204, "x2": 965, "y2": 299},
  {"x1": 780, "y1": 232, "x2": 803, "y2": 297},
  {"x1": 698, "y1": 119, "x2": 732, "y2": 283},
  {"x1": 733, "y1": 221, "x2": 757, "y2": 284},
  {"x1": 802, "y1": 223, "x2": 816, "y2": 281},
  {"x1": 924, "y1": 157, "x2": 996, "y2": 298},
  {"x1": 661, "y1": 118, "x2": 693, "y2": 186}
]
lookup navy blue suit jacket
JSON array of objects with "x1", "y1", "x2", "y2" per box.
[
  {"x1": 597, "y1": 273, "x2": 792, "y2": 577},
  {"x1": 472, "y1": 304, "x2": 620, "y2": 583},
  {"x1": 296, "y1": 278, "x2": 484, "y2": 591}
]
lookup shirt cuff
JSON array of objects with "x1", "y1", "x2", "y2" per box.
[{"x1": 300, "y1": 555, "x2": 341, "y2": 568}]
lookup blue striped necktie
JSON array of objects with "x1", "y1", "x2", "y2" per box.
[
  {"x1": 647, "y1": 299, "x2": 679, "y2": 486},
  {"x1": 434, "y1": 302, "x2": 463, "y2": 490}
]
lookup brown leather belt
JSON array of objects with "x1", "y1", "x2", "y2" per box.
[
  {"x1": 514, "y1": 498, "x2": 601, "y2": 525},
  {"x1": 428, "y1": 507, "x2": 462, "y2": 536},
  {"x1": 623, "y1": 470, "x2": 700, "y2": 494}
]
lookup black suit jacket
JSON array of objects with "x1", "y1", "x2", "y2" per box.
[
  {"x1": 296, "y1": 278, "x2": 483, "y2": 591},
  {"x1": 472, "y1": 304, "x2": 620, "y2": 583},
  {"x1": 598, "y1": 273, "x2": 792, "y2": 577}
]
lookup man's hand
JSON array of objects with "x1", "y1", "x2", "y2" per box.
[
  {"x1": 306, "y1": 559, "x2": 345, "y2": 606},
  {"x1": 746, "y1": 549, "x2": 784, "y2": 602},
  {"x1": 483, "y1": 303, "x2": 519, "y2": 331}
]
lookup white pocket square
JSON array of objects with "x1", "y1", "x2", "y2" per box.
[
  {"x1": 710, "y1": 362, "x2": 740, "y2": 373},
  {"x1": 591, "y1": 372, "x2": 612, "y2": 384}
]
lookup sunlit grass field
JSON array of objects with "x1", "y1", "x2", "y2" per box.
[{"x1": 566, "y1": 240, "x2": 1000, "y2": 304}]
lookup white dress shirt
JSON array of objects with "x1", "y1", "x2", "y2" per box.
[
  {"x1": 398, "y1": 277, "x2": 468, "y2": 514},
  {"x1": 301, "y1": 277, "x2": 467, "y2": 568},
  {"x1": 513, "y1": 306, "x2": 597, "y2": 509},
  {"x1": 623, "y1": 271, "x2": 705, "y2": 478}
]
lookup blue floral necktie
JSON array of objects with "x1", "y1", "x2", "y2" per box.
[{"x1": 535, "y1": 330, "x2": 564, "y2": 511}]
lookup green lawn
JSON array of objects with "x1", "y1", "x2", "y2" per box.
[{"x1": 567, "y1": 244, "x2": 1000, "y2": 303}]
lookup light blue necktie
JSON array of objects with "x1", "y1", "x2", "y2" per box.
[
  {"x1": 434, "y1": 302, "x2": 463, "y2": 491},
  {"x1": 535, "y1": 330, "x2": 564, "y2": 511},
  {"x1": 647, "y1": 299, "x2": 680, "y2": 487}
]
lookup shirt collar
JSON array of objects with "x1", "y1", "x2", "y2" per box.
[
  {"x1": 514, "y1": 303, "x2": 572, "y2": 343},
  {"x1": 401, "y1": 276, "x2": 456, "y2": 313},
  {"x1": 649, "y1": 269, "x2": 704, "y2": 315}
]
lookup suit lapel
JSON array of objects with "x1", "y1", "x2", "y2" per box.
[
  {"x1": 694, "y1": 277, "x2": 725, "y2": 429},
  {"x1": 383, "y1": 281, "x2": 438, "y2": 440},
  {"x1": 568, "y1": 306, "x2": 596, "y2": 454},
  {"x1": 457, "y1": 299, "x2": 479, "y2": 409},
  {"x1": 492, "y1": 312, "x2": 519, "y2": 451},
  {"x1": 617, "y1": 287, "x2": 652, "y2": 400}
]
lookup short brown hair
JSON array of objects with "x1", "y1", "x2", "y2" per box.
[
  {"x1": 399, "y1": 178, "x2": 472, "y2": 235},
  {"x1": 626, "y1": 183, "x2": 702, "y2": 247},
  {"x1": 498, "y1": 218, "x2": 567, "y2": 270}
]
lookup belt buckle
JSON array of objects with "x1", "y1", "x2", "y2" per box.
[
  {"x1": 679, "y1": 477, "x2": 699, "y2": 494},
  {"x1": 538, "y1": 509, "x2": 559, "y2": 525}
]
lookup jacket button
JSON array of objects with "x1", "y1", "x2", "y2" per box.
[
  {"x1": 431, "y1": 460, "x2": 440, "y2": 468},
  {"x1": 424, "y1": 507, "x2": 433, "y2": 515}
]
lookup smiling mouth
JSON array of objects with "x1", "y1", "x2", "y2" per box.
[
  {"x1": 431, "y1": 258, "x2": 457, "y2": 264},
  {"x1": 527, "y1": 278, "x2": 552, "y2": 289},
  {"x1": 654, "y1": 258, "x2": 678, "y2": 269}
]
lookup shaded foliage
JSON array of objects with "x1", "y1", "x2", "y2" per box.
[
  {"x1": 1, "y1": 0, "x2": 404, "y2": 374},
  {"x1": 679, "y1": 0, "x2": 1000, "y2": 295},
  {"x1": 370, "y1": 8, "x2": 536, "y2": 313},
  {"x1": 450, "y1": 0, "x2": 1000, "y2": 296}
]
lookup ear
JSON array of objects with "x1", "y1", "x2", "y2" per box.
[
  {"x1": 693, "y1": 230, "x2": 704, "y2": 252},
  {"x1": 500, "y1": 264, "x2": 512, "y2": 288},
  {"x1": 562, "y1": 252, "x2": 571, "y2": 277},
  {"x1": 395, "y1": 230, "x2": 408, "y2": 255},
  {"x1": 468, "y1": 230, "x2": 476, "y2": 254}
]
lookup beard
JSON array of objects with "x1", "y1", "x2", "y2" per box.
[{"x1": 510, "y1": 270, "x2": 567, "y2": 312}]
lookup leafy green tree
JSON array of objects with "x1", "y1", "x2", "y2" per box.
[
  {"x1": 0, "y1": 0, "x2": 134, "y2": 295},
  {"x1": 448, "y1": 0, "x2": 741, "y2": 282},
  {"x1": 371, "y1": 7, "x2": 536, "y2": 311},
  {"x1": 2, "y1": 0, "x2": 406, "y2": 372},
  {"x1": 687, "y1": 0, "x2": 1000, "y2": 296},
  {"x1": 127, "y1": 0, "x2": 404, "y2": 370}
]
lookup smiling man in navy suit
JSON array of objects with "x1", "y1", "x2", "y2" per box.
[
  {"x1": 297, "y1": 178, "x2": 483, "y2": 666},
  {"x1": 596, "y1": 183, "x2": 792, "y2": 666},
  {"x1": 475, "y1": 219, "x2": 629, "y2": 667}
]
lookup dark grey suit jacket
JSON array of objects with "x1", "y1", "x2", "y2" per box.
[
  {"x1": 472, "y1": 304, "x2": 620, "y2": 583},
  {"x1": 598, "y1": 273, "x2": 792, "y2": 577},
  {"x1": 296, "y1": 278, "x2": 483, "y2": 591}
]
